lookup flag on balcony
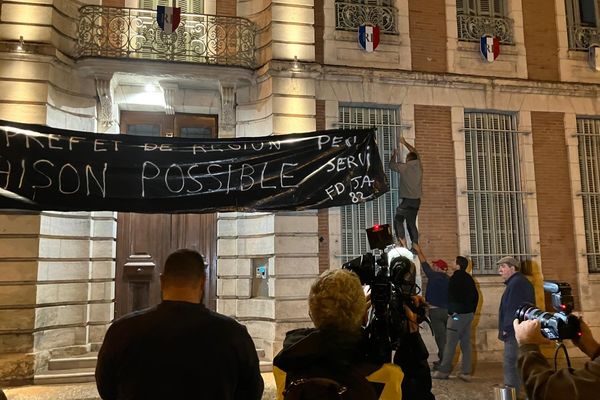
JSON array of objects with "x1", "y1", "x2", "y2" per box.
[
  {"x1": 358, "y1": 24, "x2": 380, "y2": 52},
  {"x1": 589, "y1": 45, "x2": 600, "y2": 71},
  {"x1": 157, "y1": 6, "x2": 181, "y2": 34},
  {"x1": 480, "y1": 35, "x2": 500, "y2": 63}
]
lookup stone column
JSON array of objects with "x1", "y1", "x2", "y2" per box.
[{"x1": 222, "y1": 0, "x2": 318, "y2": 359}]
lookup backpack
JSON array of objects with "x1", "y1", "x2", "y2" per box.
[
  {"x1": 283, "y1": 377, "x2": 350, "y2": 400},
  {"x1": 282, "y1": 369, "x2": 378, "y2": 400}
]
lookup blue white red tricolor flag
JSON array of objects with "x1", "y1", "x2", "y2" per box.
[
  {"x1": 480, "y1": 35, "x2": 500, "y2": 62},
  {"x1": 358, "y1": 24, "x2": 380, "y2": 52},
  {"x1": 157, "y1": 6, "x2": 181, "y2": 34}
]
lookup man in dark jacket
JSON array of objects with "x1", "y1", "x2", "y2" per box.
[
  {"x1": 432, "y1": 256, "x2": 479, "y2": 381},
  {"x1": 415, "y1": 243, "x2": 450, "y2": 369},
  {"x1": 497, "y1": 256, "x2": 535, "y2": 394},
  {"x1": 95, "y1": 249, "x2": 264, "y2": 400},
  {"x1": 514, "y1": 318, "x2": 600, "y2": 399}
]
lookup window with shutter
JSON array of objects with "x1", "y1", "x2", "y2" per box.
[
  {"x1": 338, "y1": 106, "x2": 401, "y2": 262},
  {"x1": 464, "y1": 112, "x2": 531, "y2": 274},
  {"x1": 139, "y1": 0, "x2": 203, "y2": 13},
  {"x1": 456, "y1": 0, "x2": 512, "y2": 43},
  {"x1": 577, "y1": 118, "x2": 600, "y2": 272},
  {"x1": 565, "y1": 0, "x2": 600, "y2": 49},
  {"x1": 457, "y1": 0, "x2": 505, "y2": 16}
]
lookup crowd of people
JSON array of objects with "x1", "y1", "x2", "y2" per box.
[{"x1": 93, "y1": 139, "x2": 600, "y2": 399}]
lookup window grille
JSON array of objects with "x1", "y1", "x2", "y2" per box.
[
  {"x1": 338, "y1": 106, "x2": 400, "y2": 262},
  {"x1": 335, "y1": 0, "x2": 398, "y2": 34},
  {"x1": 464, "y1": 112, "x2": 531, "y2": 274},
  {"x1": 577, "y1": 118, "x2": 600, "y2": 272},
  {"x1": 456, "y1": 0, "x2": 513, "y2": 44},
  {"x1": 140, "y1": 0, "x2": 203, "y2": 14},
  {"x1": 457, "y1": 0, "x2": 506, "y2": 17},
  {"x1": 565, "y1": 0, "x2": 600, "y2": 49}
]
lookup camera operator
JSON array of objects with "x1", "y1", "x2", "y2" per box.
[
  {"x1": 272, "y1": 269, "x2": 402, "y2": 399},
  {"x1": 513, "y1": 318, "x2": 600, "y2": 399}
]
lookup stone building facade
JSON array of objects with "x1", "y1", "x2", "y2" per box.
[{"x1": 1, "y1": 0, "x2": 600, "y2": 384}]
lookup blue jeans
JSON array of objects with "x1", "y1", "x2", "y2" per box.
[
  {"x1": 504, "y1": 336, "x2": 521, "y2": 391},
  {"x1": 438, "y1": 312, "x2": 474, "y2": 375}
]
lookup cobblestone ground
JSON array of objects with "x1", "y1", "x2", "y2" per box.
[{"x1": 2, "y1": 363, "x2": 509, "y2": 400}]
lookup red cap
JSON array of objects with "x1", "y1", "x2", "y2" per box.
[{"x1": 432, "y1": 259, "x2": 448, "y2": 271}]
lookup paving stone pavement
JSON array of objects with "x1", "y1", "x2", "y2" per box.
[{"x1": 1, "y1": 363, "x2": 513, "y2": 400}]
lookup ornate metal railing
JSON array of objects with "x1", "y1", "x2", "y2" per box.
[
  {"x1": 77, "y1": 5, "x2": 256, "y2": 68},
  {"x1": 568, "y1": 25, "x2": 600, "y2": 50},
  {"x1": 335, "y1": 1, "x2": 397, "y2": 34},
  {"x1": 457, "y1": 14, "x2": 514, "y2": 45}
]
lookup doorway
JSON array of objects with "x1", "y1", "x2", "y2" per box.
[{"x1": 115, "y1": 111, "x2": 219, "y2": 318}]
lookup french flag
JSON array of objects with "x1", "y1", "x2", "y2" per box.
[
  {"x1": 157, "y1": 6, "x2": 181, "y2": 34},
  {"x1": 359, "y1": 25, "x2": 380, "y2": 53},
  {"x1": 480, "y1": 35, "x2": 500, "y2": 62}
]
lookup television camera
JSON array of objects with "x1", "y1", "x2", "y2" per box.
[
  {"x1": 342, "y1": 224, "x2": 428, "y2": 364},
  {"x1": 515, "y1": 281, "x2": 581, "y2": 341}
]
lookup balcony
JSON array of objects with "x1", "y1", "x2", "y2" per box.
[
  {"x1": 457, "y1": 14, "x2": 514, "y2": 45},
  {"x1": 76, "y1": 5, "x2": 256, "y2": 69},
  {"x1": 335, "y1": 1, "x2": 398, "y2": 34},
  {"x1": 568, "y1": 24, "x2": 600, "y2": 50}
]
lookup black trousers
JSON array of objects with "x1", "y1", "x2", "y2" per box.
[{"x1": 393, "y1": 198, "x2": 421, "y2": 244}]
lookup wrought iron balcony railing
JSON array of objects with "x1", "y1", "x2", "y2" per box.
[
  {"x1": 568, "y1": 24, "x2": 600, "y2": 50},
  {"x1": 335, "y1": 1, "x2": 397, "y2": 34},
  {"x1": 77, "y1": 5, "x2": 256, "y2": 68},
  {"x1": 457, "y1": 14, "x2": 514, "y2": 45}
]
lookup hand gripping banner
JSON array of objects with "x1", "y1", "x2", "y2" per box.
[{"x1": 0, "y1": 120, "x2": 389, "y2": 213}]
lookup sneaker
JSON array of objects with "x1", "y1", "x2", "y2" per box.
[
  {"x1": 457, "y1": 373, "x2": 472, "y2": 382},
  {"x1": 431, "y1": 371, "x2": 449, "y2": 380}
]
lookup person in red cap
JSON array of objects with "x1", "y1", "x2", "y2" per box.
[{"x1": 414, "y1": 244, "x2": 451, "y2": 371}]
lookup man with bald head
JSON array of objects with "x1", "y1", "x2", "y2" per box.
[{"x1": 96, "y1": 249, "x2": 263, "y2": 400}]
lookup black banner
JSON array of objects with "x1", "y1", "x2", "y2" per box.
[{"x1": 0, "y1": 120, "x2": 389, "y2": 213}]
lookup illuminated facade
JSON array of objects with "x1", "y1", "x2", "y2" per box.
[{"x1": 1, "y1": 0, "x2": 600, "y2": 384}]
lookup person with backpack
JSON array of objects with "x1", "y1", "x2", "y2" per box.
[{"x1": 272, "y1": 269, "x2": 403, "y2": 400}]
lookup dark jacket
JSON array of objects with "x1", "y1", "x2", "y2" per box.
[
  {"x1": 95, "y1": 301, "x2": 263, "y2": 400},
  {"x1": 447, "y1": 269, "x2": 479, "y2": 315},
  {"x1": 273, "y1": 328, "x2": 380, "y2": 399},
  {"x1": 518, "y1": 344, "x2": 600, "y2": 399},
  {"x1": 273, "y1": 328, "x2": 434, "y2": 400},
  {"x1": 498, "y1": 272, "x2": 535, "y2": 341},
  {"x1": 421, "y1": 261, "x2": 449, "y2": 309}
]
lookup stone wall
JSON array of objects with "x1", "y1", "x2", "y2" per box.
[{"x1": 0, "y1": 0, "x2": 115, "y2": 384}]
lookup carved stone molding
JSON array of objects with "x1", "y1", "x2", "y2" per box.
[
  {"x1": 220, "y1": 83, "x2": 236, "y2": 133},
  {"x1": 160, "y1": 82, "x2": 178, "y2": 115},
  {"x1": 95, "y1": 76, "x2": 114, "y2": 128}
]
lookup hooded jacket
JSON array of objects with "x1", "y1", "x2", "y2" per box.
[{"x1": 272, "y1": 328, "x2": 403, "y2": 400}]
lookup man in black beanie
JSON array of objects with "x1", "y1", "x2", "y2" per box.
[{"x1": 432, "y1": 256, "x2": 479, "y2": 381}]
